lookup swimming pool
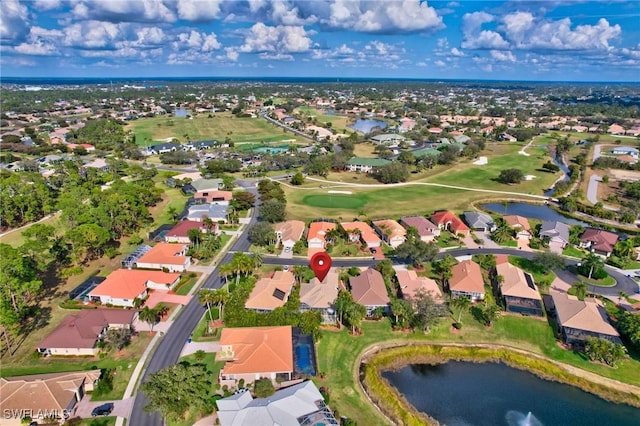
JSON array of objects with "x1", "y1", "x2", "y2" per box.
[{"x1": 295, "y1": 343, "x2": 316, "y2": 376}]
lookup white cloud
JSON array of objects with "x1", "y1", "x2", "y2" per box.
[
  {"x1": 32, "y1": 0, "x2": 62, "y2": 11},
  {"x1": 490, "y1": 50, "x2": 516, "y2": 62},
  {"x1": 437, "y1": 38, "x2": 449, "y2": 49},
  {"x1": 435, "y1": 60, "x2": 446, "y2": 67},
  {"x1": 135, "y1": 27, "x2": 166, "y2": 46},
  {"x1": 450, "y1": 47, "x2": 465, "y2": 57},
  {"x1": 0, "y1": 0, "x2": 30, "y2": 43},
  {"x1": 259, "y1": 52, "x2": 294, "y2": 61},
  {"x1": 224, "y1": 47, "x2": 239, "y2": 61},
  {"x1": 240, "y1": 23, "x2": 312, "y2": 54},
  {"x1": 461, "y1": 12, "x2": 509, "y2": 49},
  {"x1": 173, "y1": 30, "x2": 221, "y2": 52},
  {"x1": 15, "y1": 40, "x2": 58, "y2": 55},
  {"x1": 177, "y1": 0, "x2": 223, "y2": 21},
  {"x1": 71, "y1": 0, "x2": 176, "y2": 23},
  {"x1": 63, "y1": 21, "x2": 123, "y2": 49}
]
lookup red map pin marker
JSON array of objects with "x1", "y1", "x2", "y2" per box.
[{"x1": 310, "y1": 252, "x2": 332, "y2": 282}]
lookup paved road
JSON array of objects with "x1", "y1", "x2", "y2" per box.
[{"x1": 587, "y1": 174, "x2": 601, "y2": 204}]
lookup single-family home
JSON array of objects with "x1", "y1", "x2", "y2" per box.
[
  {"x1": 370, "y1": 133, "x2": 406, "y2": 147},
  {"x1": 1, "y1": 370, "x2": 102, "y2": 422},
  {"x1": 394, "y1": 268, "x2": 443, "y2": 303},
  {"x1": 88, "y1": 269, "x2": 181, "y2": 307},
  {"x1": 579, "y1": 228, "x2": 619, "y2": 258},
  {"x1": 372, "y1": 219, "x2": 406, "y2": 248},
  {"x1": 607, "y1": 124, "x2": 626, "y2": 135},
  {"x1": 37, "y1": 309, "x2": 136, "y2": 356},
  {"x1": 218, "y1": 326, "x2": 294, "y2": 387},
  {"x1": 307, "y1": 221, "x2": 336, "y2": 250},
  {"x1": 610, "y1": 146, "x2": 639, "y2": 159},
  {"x1": 148, "y1": 142, "x2": 180, "y2": 155},
  {"x1": 349, "y1": 268, "x2": 390, "y2": 315},
  {"x1": 499, "y1": 133, "x2": 517, "y2": 142},
  {"x1": 186, "y1": 202, "x2": 230, "y2": 223},
  {"x1": 345, "y1": 157, "x2": 391, "y2": 173},
  {"x1": 182, "y1": 178, "x2": 224, "y2": 195},
  {"x1": 340, "y1": 221, "x2": 381, "y2": 249},
  {"x1": 449, "y1": 260, "x2": 485, "y2": 301},
  {"x1": 245, "y1": 271, "x2": 296, "y2": 312},
  {"x1": 135, "y1": 243, "x2": 191, "y2": 272},
  {"x1": 216, "y1": 380, "x2": 338, "y2": 426},
  {"x1": 194, "y1": 190, "x2": 233, "y2": 203},
  {"x1": 549, "y1": 290, "x2": 622, "y2": 345},
  {"x1": 400, "y1": 216, "x2": 440, "y2": 242},
  {"x1": 504, "y1": 215, "x2": 532, "y2": 239},
  {"x1": 496, "y1": 257, "x2": 543, "y2": 316},
  {"x1": 165, "y1": 220, "x2": 212, "y2": 244},
  {"x1": 431, "y1": 210, "x2": 470, "y2": 237},
  {"x1": 463, "y1": 211, "x2": 496, "y2": 232},
  {"x1": 82, "y1": 158, "x2": 109, "y2": 172},
  {"x1": 539, "y1": 221, "x2": 571, "y2": 253},
  {"x1": 300, "y1": 269, "x2": 339, "y2": 324},
  {"x1": 275, "y1": 220, "x2": 306, "y2": 249}
]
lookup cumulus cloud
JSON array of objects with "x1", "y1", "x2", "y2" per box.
[
  {"x1": 12, "y1": 26, "x2": 62, "y2": 56},
  {"x1": 451, "y1": 47, "x2": 465, "y2": 57},
  {"x1": 32, "y1": 0, "x2": 62, "y2": 11},
  {"x1": 177, "y1": 0, "x2": 223, "y2": 21},
  {"x1": 62, "y1": 21, "x2": 124, "y2": 49},
  {"x1": 0, "y1": 0, "x2": 30, "y2": 43},
  {"x1": 490, "y1": 50, "x2": 516, "y2": 62},
  {"x1": 71, "y1": 0, "x2": 176, "y2": 23},
  {"x1": 461, "y1": 11, "x2": 508, "y2": 49},
  {"x1": 173, "y1": 30, "x2": 221, "y2": 52},
  {"x1": 240, "y1": 23, "x2": 312, "y2": 54}
]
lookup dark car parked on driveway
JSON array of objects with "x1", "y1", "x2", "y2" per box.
[{"x1": 92, "y1": 403, "x2": 114, "y2": 416}]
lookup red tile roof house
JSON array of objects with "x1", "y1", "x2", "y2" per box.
[
  {"x1": 245, "y1": 271, "x2": 296, "y2": 313},
  {"x1": 307, "y1": 221, "x2": 336, "y2": 250},
  {"x1": 496, "y1": 256, "x2": 543, "y2": 316},
  {"x1": 431, "y1": 210, "x2": 470, "y2": 237},
  {"x1": 135, "y1": 242, "x2": 191, "y2": 272},
  {"x1": 449, "y1": 260, "x2": 485, "y2": 301},
  {"x1": 394, "y1": 268, "x2": 443, "y2": 303},
  {"x1": 399, "y1": 216, "x2": 440, "y2": 242},
  {"x1": 504, "y1": 215, "x2": 532, "y2": 239},
  {"x1": 194, "y1": 190, "x2": 233, "y2": 203},
  {"x1": 88, "y1": 269, "x2": 181, "y2": 307},
  {"x1": 372, "y1": 219, "x2": 407, "y2": 248},
  {"x1": 37, "y1": 309, "x2": 136, "y2": 356},
  {"x1": 349, "y1": 268, "x2": 390, "y2": 316},
  {"x1": 340, "y1": 221, "x2": 381, "y2": 248},
  {"x1": 164, "y1": 220, "x2": 212, "y2": 244},
  {"x1": 578, "y1": 228, "x2": 619, "y2": 258},
  {"x1": 218, "y1": 326, "x2": 294, "y2": 387}
]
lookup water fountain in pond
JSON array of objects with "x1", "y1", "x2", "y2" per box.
[{"x1": 506, "y1": 411, "x2": 544, "y2": 426}]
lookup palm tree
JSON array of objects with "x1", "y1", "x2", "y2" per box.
[
  {"x1": 212, "y1": 288, "x2": 229, "y2": 321},
  {"x1": 344, "y1": 302, "x2": 367, "y2": 334},
  {"x1": 219, "y1": 263, "x2": 234, "y2": 290},
  {"x1": 198, "y1": 289, "x2": 216, "y2": 328},
  {"x1": 572, "y1": 280, "x2": 588, "y2": 301},
  {"x1": 138, "y1": 306, "x2": 160, "y2": 334},
  {"x1": 614, "y1": 239, "x2": 635, "y2": 260},
  {"x1": 450, "y1": 296, "x2": 471, "y2": 324},
  {"x1": 188, "y1": 228, "x2": 203, "y2": 248},
  {"x1": 230, "y1": 252, "x2": 252, "y2": 285},
  {"x1": 202, "y1": 217, "x2": 215, "y2": 233},
  {"x1": 582, "y1": 253, "x2": 604, "y2": 280},
  {"x1": 618, "y1": 291, "x2": 627, "y2": 305},
  {"x1": 481, "y1": 303, "x2": 501, "y2": 327},
  {"x1": 249, "y1": 251, "x2": 263, "y2": 270}
]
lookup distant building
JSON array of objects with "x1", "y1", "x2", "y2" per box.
[
  {"x1": 345, "y1": 157, "x2": 391, "y2": 173},
  {"x1": 610, "y1": 146, "x2": 638, "y2": 159},
  {"x1": 370, "y1": 133, "x2": 406, "y2": 147}
]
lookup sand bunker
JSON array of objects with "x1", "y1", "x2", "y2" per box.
[
  {"x1": 473, "y1": 156, "x2": 488, "y2": 165},
  {"x1": 524, "y1": 175, "x2": 536, "y2": 181},
  {"x1": 327, "y1": 190, "x2": 353, "y2": 194}
]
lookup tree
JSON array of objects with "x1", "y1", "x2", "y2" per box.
[
  {"x1": 374, "y1": 162, "x2": 409, "y2": 184},
  {"x1": 580, "y1": 253, "x2": 605, "y2": 280},
  {"x1": 290, "y1": 172, "x2": 305, "y2": 185},
  {"x1": 450, "y1": 295, "x2": 471, "y2": 324},
  {"x1": 394, "y1": 239, "x2": 439, "y2": 266},
  {"x1": 103, "y1": 327, "x2": 134, "y2": 351},
  {"x1": 490, "y1": 219, "x2": 513, "y2": 244},
  {"x1": 390, "y1": 298, "x2": 414, "y2": 328},
  {"x1": 434, "y1": 255, "x2": 457, "y2": 283},
  {"x1": 411, "y1": 289, "x2": 448, "y2": 333},
  {"x1": 617, "y1": 312, "x2": 640, "y2": 350},
  {"x1": 230, "y1": 252, "x2": 254, "y2": 285},
  {"x1": 584, "y1": 336, "x2": 627, "y2": 367},
  {"x1": 613, "y1": 239, "x2": 635, "y2": 260},
  {"x1": 572, "y1": 281, "x2": 588, "y2": 301},
  {"x1": 0, "y1": 244, "x2": 43, "y2": 329},
  {"x1": 231, "y1": 190, "x2": 256, "y2": 210},
  {"x1": 343, "y1": 301, "x2": 367, "y2": 334},
  {"x1": 138, "y1": 306, "x2": 162, "y2": 333},
  {"x1": 259, "y1": 199, "x2": 286, "y2": 223},
  {"x1": 531, "y1": 252, "x2": 566, "y2": 272},
  {"x1": 187, "y1": 228, "x2": 203, "y2": 248},
  {"x1": 480, "y1": 302, "x2": 501, "y2": 327},
  {"x1": 247, "y1": 222, "x2": 276, "y2": 247},
  {"x1": 198, "y1": 289, "x2": 216, "y2": 330},
  {"x1": 253, "y1": 378, "x2": 275, "y2": 398},
  {"x1": 212, "y1": 288, "x2": 229, "y2": 321},
  {"x1": 497, "y1": 168, "x2": 524, "y2": 184}
]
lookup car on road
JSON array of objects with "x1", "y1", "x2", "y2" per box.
[{"x1": 92, "y1": 403, "x2": 114, "y2": 417}]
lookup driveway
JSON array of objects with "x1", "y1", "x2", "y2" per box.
[
  {"x1": 587, "y1": 174, "x2": 601, "y2": 204},
  {"x1": 180, "y1": 341, "x2": 221, "y2": 357},
  {"x1": 593, "y1": 144, "x2": 605, "y2": 162},
  {"x1": 73, "y1": 396, "x2": 134, "y2": 420},
  {"x1": 145, "y1": 290, "x2": 191, "y2": 309},
  {"x1": 461, "y1": 234, "x2": 478, "y2": 249},
  {"x1": 474, "y1": 231, "x2": 500, "y2": 249}
]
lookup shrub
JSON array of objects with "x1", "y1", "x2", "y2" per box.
[{"x1": 253, "y1": 378, "x2": 275, "y2": 398}]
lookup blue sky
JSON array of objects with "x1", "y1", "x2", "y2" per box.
[{"x1": 1, "y1": 1, "x2": 638, "y2": 81}]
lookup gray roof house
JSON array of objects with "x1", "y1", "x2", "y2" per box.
[
  {"x1": 216, "y1": 380, "x2": 338, "y2": 426},
  {"x1": 463, "y1": 211, "x2": 496, "y2": 232},
  {"x1": 610, "y1": 146, "x2": 639, "y2": 159},
  {"x1": 186, "y1": 203, "x2": 229, "y2": 223},
  {"x1": 370, "y1": 133, "x2": 405, "y2": 147},
  {"x1": 540, "y1": 221, "x2": 570, "y2": 252},
  {"x1": 182, "y1": 178, "x2": 224, "y2": 194}
]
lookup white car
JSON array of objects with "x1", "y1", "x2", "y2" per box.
[{"x1": 284, "y1": 246, "x2": 291, "y2": 253}]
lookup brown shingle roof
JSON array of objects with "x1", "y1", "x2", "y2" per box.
[
  {"x1": 349, "y1": 268, "x2": 390, "y2": 307},
  {"x1": 580, "y1": 228, "x2": 619, "y2": 254},
  {"x1": 166, "y1": 220, "x2": 208, "y2": 238},
  {"x1": 449, "y1": 260, "x2": 484, "y2": 294},
  {"x1": 496, "y1": 260, "x2": 541, "y2": 301},
  {"x1": 550, "y1": 290, "x2": 620, "y2": 337},
  {"x1": 220, "y1": 326, "x2": 293, "y2": 375},
  {"x1": 300, "y1": 269, "x2": 339, "y2": 309},
  {"x1": 504, "y1": 215, "x2": 531, "y2": 231},
  {"x1": 400, "y1": 216, "x2": 437, "y2": 237}
]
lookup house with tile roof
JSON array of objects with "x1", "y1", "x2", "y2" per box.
[
  {"x1": 186, "y1": 202, "x2": 230, "y2": 223},
  {"x1": 449, "y1": 260, "x2": 485, "y2": 301},
  {"x1": 579, "y1": 228, "x2": 619, "y2": 258},
  {"x1": 37, "y1": 310, "x2": 136, "y2": 356},
  {"x1": 496, "y1": 256, "x2": 542, "y2": 316},
  {"x1": 431, "y1": 210, "x2": 470, "y2": 237},
  {"x1": 540, "y1": 220, "x2": 570, "y2": 253},
  {"x1": 88, "y1": 269, "x2": 181, "y2": 307},
  {"x1": 164, "y1": 220, "x2": 212, "y2": 244},
  {"x1": 463, "y1": 211, "x2": 496, "y2": 232},
  {"x1": 549, "y1": 290, "x2": 621, "y2": 345},
  {"x1": 218, "y1": 326, "x2": 294, "y2": 386},
  {"x1": 349, "y1": 268, "x2": 390, "y2": 315},
  {"x1": 400, "y1": 216, "x2": 440, "y2": 242},
  {"x1": 245, "y1": 271, "x2": 295, "y2": 312},
  {"x1": 345, "y1": 157, "x2": 391, "y2": 173},
  {"x1": 217, "y1": 380, "x2": 338, "y2": 426},
  {"x1": 194, "y1": 190, "x2": 233, "y2": 203},
  {"x1": 275, "y1": 220, "x2": 306, "y2": 249},
  {"x1": 135, "y1": 243, "x2": 190, "y2": 272},
  {"x1": 340, "y1": 221, "x2": 381, "y2": 248},
  {"x1": 504, "y1": 215, "x2": 532, "y2": 239},
  {"x1": 300, "y1": 269, "x2": 339, "y2": 324},
  {"x1": 394, "y1": 268, "x2": 443, "y2": 303},
  {"x1": 307, "y1": 221, "x2": 336, "y2": 250},
  {"x1": 1, "y1": 370, "x2": 101, "y2": 422},
  {"x1": 372, "y1": 219, "x2": 407, "y2": 248},
  {"x1": 370, "y1": 133, "x2": 405, "y2": 147}
]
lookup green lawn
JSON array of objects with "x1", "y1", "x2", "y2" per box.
[
  {"x1": 578, "y1": 273, "x2": 617, "y2": 287},
  {"x1": 563, "y1": 245, "x2": 586, "y2": 258},
  {"x1": 174, "y1": 274, "x2": 200, "y2": 296},
  {"x1": 76, "y1": 417, "x2": 117, "y2": 426},
  {"x1": 508, "y1": 256, "x2": 556, "y2": 289},
  {"x1": 437, "y1": 232, "x2": 461, "y2": 248},
  {"x1": 302, "y1": 194, "x2": 367, "y2": 210},
  {"x1": 192, "y1": 312, "x2": 221, "y2": 342}
]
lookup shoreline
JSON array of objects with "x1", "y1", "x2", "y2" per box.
[{"x1": 358, "y1": 342, "x2": 640, "y2": 426}]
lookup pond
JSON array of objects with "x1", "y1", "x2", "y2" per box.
[
  {"x1": 481, "y1": 202, "x2": 588, "y2": 227},
  {"x1": 349, "y1": 118, "x2": 387, "y2": 134},
  {"x1": 252, "y1": 146, "x2": 289, "y2": 154},
  {"x1": 382, "y1": 361, "x2": 640, "y2": 426}
]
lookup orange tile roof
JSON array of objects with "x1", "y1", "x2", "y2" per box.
[
  {"x1": 349, "y1": 268, "x2": 390, "y2": 307},
  {"x1": 89, "y1": 269, "x2": 180, "y2": 299},
  {"x1": 504, "y1": 215, "x2": 531, "y2": 231},
  {"x1": 449, "y1": 260, "x2": 484, "y2": 294},
  {"x1": 137, "y1": 243, "x2": 189, "y2": 266},
  {"x1": 395, "y1": 269, "x2": 443, "y2": 302},
  {"x1": 496, "y1": 261, "x2": 541, "y2": 301},
  {"x1": 194, "y1": 190, "x2": 233, "y2": 202},
  {"x1": 245, "y1": 271, "x2": 295, "y2": 311},
  {"x1": 372, "y1": 219, "x2": 406, "y2": 240},
  {"x1": 340, "y1": 221, "x2": 380, "y2": 244},
  {"x1": 275, "y1": 220, "x2": 306, "y2": 243},
  {"x1": 220, "y1": 326, "x2": 293, "y2": 375},
  {"x1": 431, "y1": 210, "x2": 470, "y2": 232},
  {"x1": 307, "y1": 221, "x2": 336, "y2": 244}
]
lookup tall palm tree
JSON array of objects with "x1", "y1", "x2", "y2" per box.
[
  {"x1": 198, "y1": 289, "x2": 216, "y2": 327},
  {"x1": 450, "y1": 296, "x2": 471, "y2": 324},
  {"x1": 582, "y1": 253, "x2": 604, "y2": 280},
  {"x1": 138, "y1": 306, "x2": 160, "y2": 334},
  {"x1": 572, "y1": 280, "x2": 588, "y2": 301},
  {"x1": 212, "y1": 288, "x2": 229, "y2": 321},
  {"x1": 219, "y1": 263, "x2": 234, "y2": 290},
  {"x1": 249, "y1": 251, "x2": 263, "y2": 270}
]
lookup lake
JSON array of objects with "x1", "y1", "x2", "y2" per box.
[
  {"x1": 383, "y1": 361, "x2": 640, "y2": 426},
  {"x1": 481, "y1": 202, "x2": 588, "y2": 226},
  {"x1": 349, "y1": 118, "x2": 387, "y2": 134},
  {"x1": 253, "y1": 146, "x2": 289, "y2": 154}
]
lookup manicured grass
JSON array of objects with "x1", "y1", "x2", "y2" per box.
[
  {"x1": 622, "y1": 260, "x2": 640, "y2": 270},
  {"x1": 578, "y1": 273, "x2": 617, "y2": 287},
  {"x1": 437, "y1": 232, "x2": 461, "y2": 248},
  {"x1": 77, "y1": 417, "x2": 117, "y2": 426},
  {"x1": 174, "y1": 274, "x2": 200, "y2": 296},
  {"x1": 508, "y1": 256, "x2": 556, "y2": 289},
  {"x1": 294, "y1": 106, "x2": 351, "y2": 131},
  {"x1": 563, "y1": 245, "x2": 586, "y2": 258},
  {"x1": 0, "y1": 212, "x2": 64, "y2": 247},
  {"x1": 302, "y1": 194, "x2": 367, "y2": 209},
  {"x1": 352, "y1": 142, "x2": 379, "y2": 158},
  {"x1": 192, "y1": 312, "x2": 221, "y2": 342},
  {"x1": 501, "y1": 239, "x2": 518, "y2": 247}
]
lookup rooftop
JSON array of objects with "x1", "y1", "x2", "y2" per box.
[
  {"x1": 219, "y1": 326, "x2": 293, "y2": 376},
  {"x1": 349, "y1": 268, "x2": 390, "y2": 307},
  {"x1": 245, "y1": 271, "x2": 296, "y2": 311},
  {"x1": 137, "y1": 242, "x2": 189, "y2": 266},
  {"x1": 449, "y1": 260, "x2": 484, "y2": 294},
  {"x1": 89, "y1": 269, "x2": 180, "y2": 300}
]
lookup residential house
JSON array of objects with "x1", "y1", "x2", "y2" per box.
[
  {"x1": 194, "y1": 190, "x2": 233, "y2": 203},
  {"x1": 135, "y1": 243, "x2": 191, "y2": 272},
  {"x1": 349, "y1": 268, "x2": 390, "y2": 315},
  {"x1": 394, "y1": 268, "x2": 443, "y2": 303},
  {"x1": 88, "y1": 269, "x2": 181, "y2": 307},
  {"x1": 300, "y1": 269, "x2": 339, "y2": 324},
  {"x1": 186, "y1": 202, "x2": 229, "y2": 223},
  {"x1": 549, "y1": 290, "x2": 622, "y2": 345},
  {"x1": 37, "y1": 310, "x2": 136, "y2": 356},
  {"x1": 182, "y1": 178, "x2": 224, "y2": 195},
  {"x1": 216, "y1": 380, "x2": 338, "y2": 426},
  {"x1": 400, "y1": 216, "x2": 440, "y2": 242},
  {"x1": 610, "y1": 146, "x2": 639, "y2": 159},
  {"x1": 82, "y1": 158, "x2": 109, "y2": 172},
  {"x1": 463, "y1": 211, "x2": 496, "y2": 232},
  {"x1": 345, "y1": 157, "x2": 391, "y2": 173},
  {"x1": 431, "y1": 210, "x2": 470, "y2": 237},
  {"x1": 579, "y1": 228, "x2": 619, "y2": 258},
  {"x1": 307, "y1": 221, "x2": 336, "y2": 250},
  {"x1": 372, "y1": 219, "x2": 406, "y2": 248},
  {"x1": 147, "y1": 142, "x2": 180, "y2": 155},
  {"x1": 496, "y1": 256, "x2": 543, "y2": 316},
  {"x1": 449, "y1": 260, "x2": 485, "y2": 301},
  {"x1": 540, "y1": 221, "x2": 571, "y2": 253},
  {"x1": 504, "y1": 215, "x2": 532, "y2": 239},
  {"x1": 607, "y1": 124, "x2": 627, "y2": 135},
  {"x1": 340, "y1": 221, "x2": 381, "y2": 249},
  {"x1": 218, "y1": 326, "x2": 294, "y2": 386},
  {"x1": 370, "y1": 133, "x2": 406, "y2": 147},
  {"x1": 275, "y1": 220, "x2": 306, "y2": 249},
  {"x1": 499, "y1": 133, "x2": 518, "y2": 142},
  {"x1": 165, "y1": 220, "x2": 213, "y2": 244},
  {"x1": 1, "y1": 370, "x2": 102, "y2": 422},
  {"x1": 245, "y1": 271, "x2": 296, "y2": 312}
]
